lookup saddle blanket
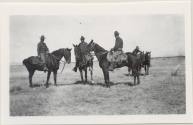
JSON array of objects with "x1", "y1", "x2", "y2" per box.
[
  {"x1": 107, "y1": 51, "x2": 128, "y2": 64},
  {"x1": 30, "y1": 56, "x2": 44, "y2": 65}
]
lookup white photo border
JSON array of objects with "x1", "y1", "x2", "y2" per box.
[{"x1": 0, "y1": 1, "x2": 192, "y2": 124}]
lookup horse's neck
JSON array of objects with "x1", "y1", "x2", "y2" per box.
[
  {"x1": 94, "y1": 44, "x2": 107, "y2": 60},
  {"x1": 94, "y1": 44, "x2": 107, "y2": 54},
  {"x1": 52, "y1": 51, "x2": 63, "y2": 61}
]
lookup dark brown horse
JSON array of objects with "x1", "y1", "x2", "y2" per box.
[
  {"x1": 73, "y1": 44, "x2": 93, "y2": 83},
  {"x1": 127, "y1": 51, "x2": 145, "y2": 76},
  {"x1": 23, "y1": 48, "x2": 72, "y2": 87},
  {"x1": 87, "y1": 40, "x2": 141, "y2": 87}
]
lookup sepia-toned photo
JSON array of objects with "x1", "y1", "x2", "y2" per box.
[{"x1": 0, "y1": 1, "x2": 192, "y2": 124}]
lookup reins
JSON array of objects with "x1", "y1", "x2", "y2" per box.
[{"x1": 51, "y1": 51, "x2": 68, "y2": 73}]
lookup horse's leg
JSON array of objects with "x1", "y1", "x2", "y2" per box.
[
  {"x1": 134, "y1": 75, "x2": 136, "y2": 85},
  {"x1": 144, "y1": 65, "x2": 147, "y2": 75},
  {"x1": 53, "y1": 70, "x2": 57, "y2": 86},
  {"x1": 106, "y1": 67, "x2": 110, "y2": 87},
  {"x1": 90, "y1": 67, "x2": 93, "y2": 81},
  {"x1": 79, "y1": 69, "x2": 84, "y2": 82},
  {"x1": 137, "y1": 74, "x2": 140, "y2": 84},
  {"x1": 133, "y1": 69, "x2": 137, "y2": 85},
  {"x1": 85, "y1": 68, "x2": 87, "y2": 82},
  {"x1": 137, "y1": 67, "x2": 140, "y2": 84},
  {"x1": 29, "y1": 70, "x2": 35, "y2": 87},
  {"x1": 46, "y1": 70, "x2": 51, "y2": 88},
  {"x1": 102, "y1": 68, "x2": 110, "y2": 88}
]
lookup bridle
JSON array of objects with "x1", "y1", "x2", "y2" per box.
[{"x1": 52, "y1": 48, "x2": 71, "y2": 73}]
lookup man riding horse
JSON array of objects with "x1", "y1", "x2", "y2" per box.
[
  {"x1": 108, "y1": 31, "x2": 127, "y2": 71},
  {"x1": 132, "y1": 46, "x2": 142, "y2": 56},
  {"x1": 73, "y1": 36, "x2": 93, "y2": 72},
  {"x1": 37, "y1": 35, "x2": 49, "y2": 72}
]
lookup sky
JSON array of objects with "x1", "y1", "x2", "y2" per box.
[{"x1": 10, "y1": 15, "x2": 185, "y2": 63}]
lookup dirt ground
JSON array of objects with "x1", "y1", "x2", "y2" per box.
[{"x1": 10, "y1": 56, "x2": 185, "y2": 116}]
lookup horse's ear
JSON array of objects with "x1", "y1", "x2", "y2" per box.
[
  {"x1": 69, "y1": 48, "x2": 72, "y2": 51},
  {"x1": 90, "y1": 39, "x2": 93, "y2": 43},
  {"x1": 73, "y1": 44, "x2": 75, "y2": 47}
]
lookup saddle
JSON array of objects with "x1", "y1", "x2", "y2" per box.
[
  {"x1": 107, "y1": 51, "x2": 128, "y2": 64},
  {"x1": 30, "y1": 56, "x2": 44, "y2": 65},
  {"x1": 29, "y1": 54, "x2": 59, "y2": 68}
]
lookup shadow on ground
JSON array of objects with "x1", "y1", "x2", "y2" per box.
[
  {"x1": 72, "y1": 80, "x2": 136, "y2": 87},
  {"x1": 23, "y1": 81, "x2": 138, "y2": 88}
]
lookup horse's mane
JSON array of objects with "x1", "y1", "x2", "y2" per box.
[
  {"x1": 94, "y1": 43, "x2": 108, "y2": 53},
  {"x1": 93, "y1": 43, "x2": 108, "y2": 62},
  {"x1": 51, "y1": 48, "x2": 64, "y2": 56}
]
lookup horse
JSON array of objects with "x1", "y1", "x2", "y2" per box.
[
  {"x1": 23, "y1": 48, "x2": 72, "y2": 88},
  {"x1": 73, "y1": 44, "x2": 93, "y2": 83},
  {"x1": 126, "y1": 51, "x2": 145, "y2": 76},
  {"x1": 142, "y1": 51, "x2": 151, "y2": 75},
  {"x1": 87, "y1": 40, "x2": 141, "y2": 87}
]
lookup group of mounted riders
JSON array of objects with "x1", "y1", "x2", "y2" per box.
[
  {"x1": 23, "y1": 31, "x2": 151, "y2": 88},
  {"x1": 37, "y1": 31, "x2": 150, "y2": 74}
]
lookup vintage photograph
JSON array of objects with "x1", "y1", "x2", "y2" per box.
[
  {"x1": 0, "y1": 1, "x2": 192, "y2": 124},
  {"x1": 10, "y1": 14, "x2": 186, "y2": 116}
]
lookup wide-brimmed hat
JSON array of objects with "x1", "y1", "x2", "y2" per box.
[
  {"x1": 80, "y1": 36, "x2": 85, "y2": 40},
  {"x1": 114, "y1": 31, "x2": 119, "y2": 36}
]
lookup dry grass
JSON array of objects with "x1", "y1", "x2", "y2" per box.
[{"x1": 10, "y1": 57, "x2": 185, "y2": 116}]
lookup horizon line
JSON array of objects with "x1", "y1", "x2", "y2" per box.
[{"x1": 10, "y1": 55, "x2": 185, "y2": 65}]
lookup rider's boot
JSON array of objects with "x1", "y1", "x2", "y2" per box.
[
  {"x1": 72, "y1": 61, "x2": 79, "y2": 72},
  {"x1": 73, "y1": 67, "x2": 77, "y2": 72}
]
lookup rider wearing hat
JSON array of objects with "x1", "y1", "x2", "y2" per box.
[
  {"x1": 37, "y1": 35, "x2": 49, "y2": 72},
  {"x1": 111, "y1": 31, "x2": 123, "y2": 52},
  {"x1": 132, "y1": 46, "x2": 142, "y2": 56},
  {"x1": 73, "y1": 36, "x2": 93, "y2": 72},
  {"x1": 108, "y1": 31, "x2": 124, "y2": 71}
]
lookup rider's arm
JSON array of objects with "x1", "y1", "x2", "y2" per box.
[{"x1": 45, "y1": 44, "x2": 49, "y2": 53}]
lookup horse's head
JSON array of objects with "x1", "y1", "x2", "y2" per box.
[
  {"x1": 87, "y1": 39, "x2": 95, "y2": 52},
  {"x1": 73, "y1": 44, "x2": 81, "y2": 61},
  {"x1": 63, "y1": 48, "x2": 72, "y2": 64}
]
